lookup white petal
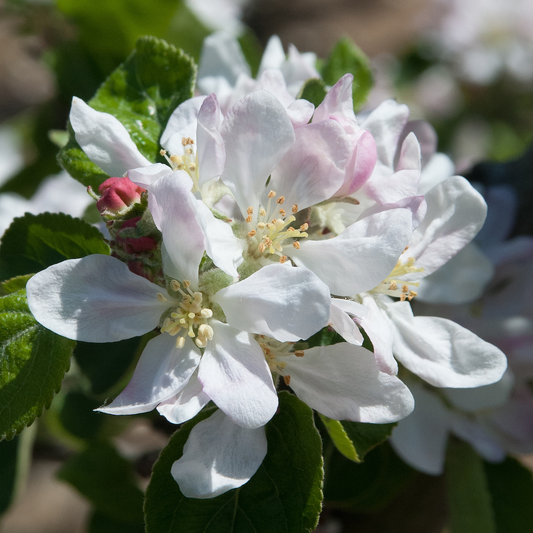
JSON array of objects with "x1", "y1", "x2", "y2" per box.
[
  {"x1": 157, "y1": 370, "x2": 210, "y2": 424},
  {"x1": 212, "y1": 263, "x2": 330, "y2": 342},
  {"x1": 220, "y1": 91, "x2": 295, "y2": 216},
  {"x1": 387, "y1": 303, "x2": 508, "y2": 388},
  {"x1": 390, "y1": 383, "x2": 451, "y2": 475},
  {"x1": 418, "y1": 153, "x2": 455, "y2": 195},
  {"x1": 258, "y1": 35, "x2": 286, "y2": 73},
  {"x1": 269, "y1": 120, "x2": 350, "y2": 211},
  {"x1": 127, "y1": 163, "x2": 172, "y2": 188},
  {"x1": 192, "y1": 199, "x2": 244, "y2": 278},
  {"x1": 329, "y1": 299, "x2": 365, "y2": 345},
  {"x1": 286, "y1": 99, "x2": 315, "y2": 128},
  {"x1": 26, "y1": 255, "x2": 169, "y2": 342},
  {"x1": 282, "y1": 343, "x2": 414, "y2": 423},
  {"x1": 97, "y1": 335, "x2": 201, "y2": 415},
  {"x1": 171, "y1": 410, "x2": 267, "y2": 498},
  {"x1": 415, "y1": 242, "x2": 494, "y2": 304},
  {"x1": 150, "y1": 172, "x2": 205, "y2": 286},
  {"x1": 356, "y1": 295, "x2": 398, "y2": 375},
  {"x1": 70, "y1": 97, "x2": 151, "y2": 176},
  {"x1": 402, "y1": 176, "x2": 488, "y2": 278},
  {"x1": 161, "y1": 96, "x2": 206, "y2": 156},
  {"x1": 198, "y1": 321, "x2": 278, "y2": 428},
  {"x1": 198, "y1": 32, "x2": 251, "y2": 90},
  {"x1": 196, "y1": 94, "x2": 225, "y2": 185},
  {"x1": 291, "y1": 208, "x2": 413, "y2": 296}
]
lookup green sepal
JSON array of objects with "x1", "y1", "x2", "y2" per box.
[
  {"x1": 0, "y1": 212, "x2": 109, "y2": 281},
  {"x1": 298, "y1": 78, "x2": 327, "y2": 108},
  {"x1": 0, "y1": 289, "x2": 75, "y2": 440},
  {"x1": 322, "y1": 37, "x2": 373, "y2": 111},
  {"x1": 145, "y1": 392, "x2": 323, "y2": 533},
  {"x1": 58, "y1": 36, "x2": 196, "y2": 189}
]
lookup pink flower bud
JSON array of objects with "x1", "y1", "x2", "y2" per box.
[{"x1": 97, "y1": 177, "x2": 145, "y2": 214}]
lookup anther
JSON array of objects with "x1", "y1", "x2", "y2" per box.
[
  {"x1": 402, "y1": 285, "x2": 409, "y2": 293},
  {"x1": 160, "y1": 149, "x2": 167, "y2": 156},
  {"x1": 389, "y1": 282, "x2": 397, "y2": 291},
  {"x1": 268, "y1": 190, "x2": 276, "y2": 198},
  {"x1": 294, "y1": 350, "x2": 305, "y2": 357},
  {"x1": 279, "y1": 255, "x2": 288, "y2": 264},
  {"x1": 183, "y1": 280, "x2": 191, "y2": 288},
  {"x1": 259, "y1": 208, "x2": 266, "y2": 217},
  {"x1": 189, "y1": 163, "x2": 196, "y2": 172},
  {"x1": 257, "y1": 222, "x2": 266, "y2": 230},
  {"x1": 200, "y1": 309, "x2": 213, "y2": 318},
  {"x1": 247, "y1": 206, "x2": 253, "y2": 215},
  {"x1": 284, "y1": 375, "x2": 291, "y2": 386},
  {"x1": 279, "y1": 208, "x2": 286, "y2": 216},
  {"x1": 276, "y1": 196, "x2": 285, "y2": 204},
  {"x1": 292, "y1": 204, "x2": 298, "y2": 213},
  {"x1": 188, "y1": 312, "x2": 195, "y2": 319},
  {"x1": 246, "y1": 215, "x2": 253, "y2": 223},
  {"x1": 170, "y1": 280, "x2": 180, "y2": 291},
  {"x1": 292, "y1": 241, "x2": 301, "y2": 249},
  {"x1": 185, "y1": 147, "x2": 193, "y2": 155},
  {"x1": 300, "y1": 223, "x2": 309, "y2": 231},
  {"x1": 156, "y1": 293, "x2": 167, "y2": 302},
  {"x1": 248, "y1": 230, "x2": 256, "y2": 237}
]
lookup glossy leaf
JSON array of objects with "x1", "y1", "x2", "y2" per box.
[
  {"x1": 0, "y1": 289, "x2": 75, "y2": 440},
  {"x1": 145, "y1": 392, "x2": 323, "y2": 533},
  {"x1": 322, "y1": 37, "x2": 373, "y2": 111},
  {"x1": 58, "y1": 36, "x2": 196, "y2": 189},
  {"x1": 0, "y1": 212, "x2": 109, "y2": 281}
]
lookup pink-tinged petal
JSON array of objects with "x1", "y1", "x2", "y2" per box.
[
  {"x1": 171, "y1": 410, "x2": 267, "y2": 498},
  {"x1": 198, "y1": 32, "x2": 251, "y2": 91},
  {"x1": 386, "y1": 302, "x2": 508, "y2": 388},
  {"x1": 212, "y1": 263, "x2": 330, "y2": 342},
  {"x1": 415, "y1": 242, "x2": 494, "y2": 304},
  {"x1": 282, "y1": 343, "x2": 414, "y2": 423},
  {"x1": 97, "y1": 335, "x2": 201, "y2": 415},
  {"x1": 401, "y1": 176, "x2": 487, "y2": 279},
  {"x1": 198, "y1": 321, "x2": 278, "y2": 429},
  {"x1": 335, "y1": 130, "x2": 377, "y2": 197},
  {"x1": 282, "y1": 44, "x2": 319, "y2": 96},
  {"x1": 356, "y1": 295, "x2": 398, "y2": 375},
  {"x1": 157, "y1": 370, "x2": 210, "y2": 424},
  {"x1": 161, "y1": 96, "x2": 206, "y2": 156},
  {"x1": 26, "y1": 255, "x2": 169, "y2": 342},
  {"x1": 398, "y1": 120, "x2": 437, "y2": 168},
  {"x1": 360, "y1": 99, "x2": 410, "y2": 173},
  {"x1": 127, "y1": 163, "x2": 172, "y2": 188},
  {"x1": 269, "y1": 120, "x2": 350, "y2": 211},
  {"x1": 258, "y1": 35, "x2": 286, "y2": 73},
  {"x1": 192, "y1": 199, "x2": 244, "y2": 278},
  {"x1": 150, "y1": 173, "x2": 205, "y2": 286},
  {"x1": 329, "y1": 299, "x2": 365, "y2": 345},
  {"x1": 291, "y1": 208, "x2": 412, "y2": 296},
  {"x1": 286, "y1": 100, "x2": 315, "y2": 128},
  {"x1": 364, "y1": 133, "x2": 421, "y2": 205},
  {"x1": 70, "y1": 97, "x2": 151, "y2": 176},
  {"x1": 197, "y1": 94, "x2": 225, "y2": 185},
  {"x1": 220, "y1": 90, "x2": 295, "y2": 216},
  {"x1": 313, "y1": 74, "x2": 355, "y2": 123},
  {"x1": 390, "y1": 383, "x2": 451, "y2": 475},
  {"x1": 259, "y1": 69, "x2": 293, "y2": 107}
]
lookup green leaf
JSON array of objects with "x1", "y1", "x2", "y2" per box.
[
  {"x1": 58, "y1": 36, "x2": 196, "y2": 189},
  {"x1": 89, "y1": 510, "x2": 145, "y2": 533},
  {"x1": 145, "y1": 392, "x2": 323, "y2": 533},
  {"x1": 0, "y1": 275, "x2": 33, "y2": 297},
  {"x1": 0, "y1": 289, "x2": 75, "y2": 440},
  {"x1": 58, "y1": 391, "x2": 105, "y2": 440},
  {"x1": 445, "y1": 439, "x2": 496, "y2": 533},
  {"x1": 0, "y1": 212, "x2": 109, "y2": 281},
  {"x1": 322, "y1": 37, "x2": 373, "y2": 111},
  {"x1": 323, "y1": 443, "x2": 415, "y2": 511},
  {"x1": 318, "y1": 415, "x2": 357, "y2": 461},
  {"x1": 484, "y1": 457, "x2": 533, "y2": 533},
  {"x1": 298, "y1": 78, "x2": 327, "y2": 108},
  {"x1": 57, "y1": 441, "x2": 144, "y2": 523}
]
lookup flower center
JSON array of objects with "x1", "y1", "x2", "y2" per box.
[
  {"x1": 159, "y1": 279, "x2": 213, "y2": 348},
  {"x1": 257, "y1": 335, "x2": 304, "y2": 385},
  {"x1": 160, "y1": 136, "x2": 200, "y2": 191},
  {"x1": 370, "y1": 255, "x2": 424, "y2": 301},
  {"x1": 246, "y1": 190, "x2": 308, "y2": 263}
]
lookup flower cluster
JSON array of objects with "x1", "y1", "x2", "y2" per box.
[{"x1": 26, "y1": 35, "x2": 507, "y2": 499}]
